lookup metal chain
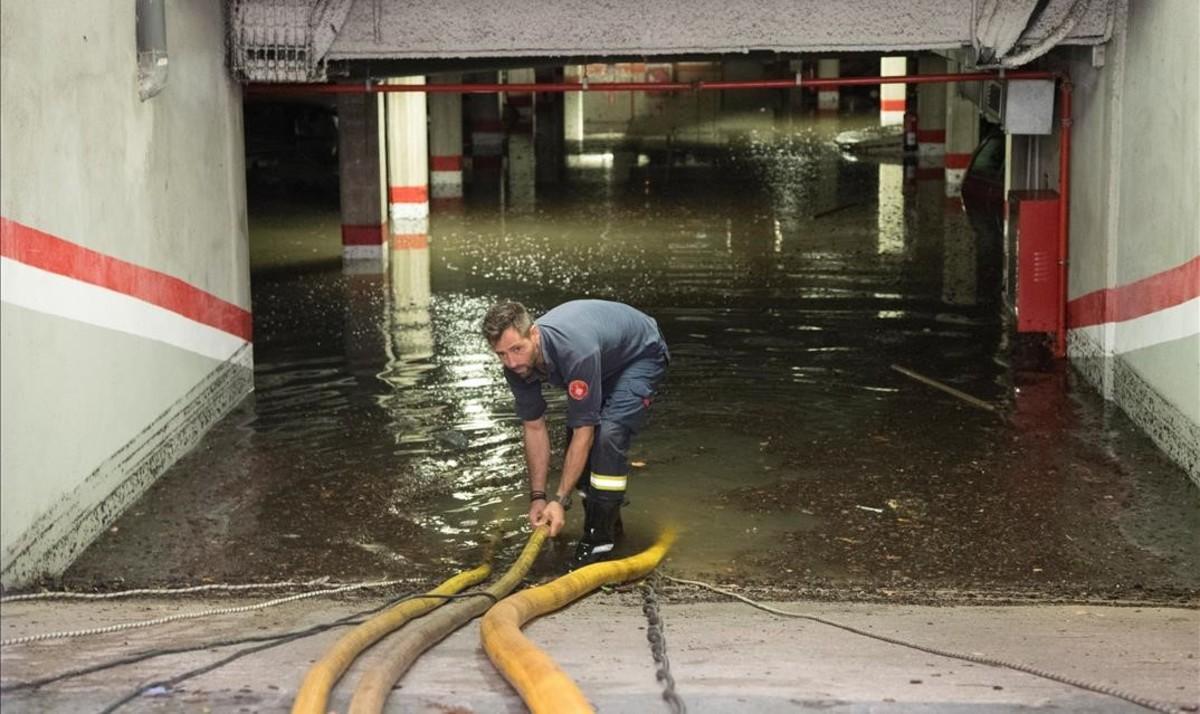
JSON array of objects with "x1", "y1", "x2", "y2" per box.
[{"x1": 640, "y1": 572, "x2": 687, "y2": 714}]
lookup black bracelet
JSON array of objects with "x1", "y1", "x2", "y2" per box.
[{"x1": 530, "y1": 491, "x2": 547, "y2": 502}]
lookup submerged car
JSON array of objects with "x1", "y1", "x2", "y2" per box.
[
  {"x1": 960, "y1": 129, "x2": 1006, "y2": 237},
  {"x1": 960, "y1": 129, "x2": 1007, "y2": 307},
  {"x1": 833, "y1": 123, "x2": 904, "y2": 155}
]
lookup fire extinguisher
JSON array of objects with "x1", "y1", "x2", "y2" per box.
[{"x1": 903, "y1": 109, "x2": 919, "y2": 153}]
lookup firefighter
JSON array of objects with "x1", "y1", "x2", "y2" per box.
[{"x1": 483, "y1": 299, "x2": 669, "y2": 568}]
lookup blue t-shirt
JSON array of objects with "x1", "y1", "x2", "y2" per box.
[{"x1": 504, "y1": 300, "x2": 668, "y2": 427}]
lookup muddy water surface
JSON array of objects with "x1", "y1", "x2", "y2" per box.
[{"x1": 65, "y1": 115, "x2": 1200, "y2": 604}]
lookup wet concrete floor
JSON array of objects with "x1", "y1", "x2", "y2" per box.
[
  {"x1": 60, "y1": 114, "x2": 1200, "y2": 605},
  {"x1": 4, "y1": 595, "x2": 1196, "y2": 712}
]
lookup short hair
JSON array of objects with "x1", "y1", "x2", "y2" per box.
[{"x1": 482, "y1": 301, "x2": 533, "y2": 345}]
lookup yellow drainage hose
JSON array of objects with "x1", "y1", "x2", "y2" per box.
[
  {"x1": 348, "y1": 526, "x2": 550, "y2": 714},
  {"x1": 290, "y1": 537, "x2": 498, "y2": 714},
  {"x1": 481, "y1": 529, "x2": 677, "y2": 714}
]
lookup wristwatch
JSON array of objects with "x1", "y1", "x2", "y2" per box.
[{"x1": 549, "y1": 491, "x2": 573, "y2": 511}]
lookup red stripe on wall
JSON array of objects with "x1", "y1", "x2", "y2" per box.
[
  {"x1": 341, "y1": 224, "x2": 386, "y2": 246},
  {"x1": 0, "y1": 216, "x2": 252, "y2": 341},
  {"x1": 1068, "y1": 256, "x2": 1200, "y2": 328},
  {"x1": 945, "y1": 153, "x2": 972, "y2": 169},
  {"x1": 391, "y1": 233, "x2": 429, "y2": 250},
  {"x1": 880, "y1": 99, "x2": 906, "y2": 111},
  {"x1": 430, "y1": 155, "x2": 463, "y2": 172},
  {"x1": 388, "y1": 186, "x2": 429, "y2": 204},
  {"x1": 917, "y1": 129, "x2": 946, "y2": 143}
]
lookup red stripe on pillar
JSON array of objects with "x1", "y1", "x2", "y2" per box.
[
  {"x1": 430, "y1": 156, "x2": 463, "y2": 171},
  {"x1": 391, "y1": 233, "x2": 429, "y2": 250},
  {"x1": 0, "y1": 216, "x2": 252, "y2": 341},
  {"x1": 945, "y1": 153, "x2": 972, "y2": 169},
  {"x1": 389, "y1": 186, "x2": 429, "y2": 203},
  {"x1": 341, "y1": 224, "x2": 386, "y2": 246},
  {"x1": 916, "y1": 129, "x2": 946, "y2": 143},
  {"x1": 1068, "y1": 257, "x2": 1200, "y2": 328},
  {"x1": 881, "y1": 99, "x2": 906, "y2": 111}
]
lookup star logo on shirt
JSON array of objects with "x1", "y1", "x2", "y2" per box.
[{"x1": 568, "y1": 380, "x2": 589, "y2": 400}]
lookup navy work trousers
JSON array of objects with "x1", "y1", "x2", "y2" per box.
[{"x1": 566, "y1": 353, "x2": 668, "y2": 504}]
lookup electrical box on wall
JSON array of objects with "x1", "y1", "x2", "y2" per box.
[
  {"x1": 975, "y1": 80, "x2": 1055, "y2": 134},
  {"x1": 1005, "y1": 80, "x2": 1055, "y2": 135},
  {"x1": 1007, "y1": 190, "x2": 1061, "y2": 333}
]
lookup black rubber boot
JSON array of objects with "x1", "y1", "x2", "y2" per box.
[
  {"x1": 571, "y1": 497, "x2": 622, "y2": 570},
  {"x1": 580, "y1": 486, "x2": 625, "y2": 541}
]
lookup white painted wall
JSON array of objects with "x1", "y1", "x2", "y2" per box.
[
  {"x1": 1064, "y1": 0, "x2": 1200, "y2": 483},
  {"x1": 0, "y1": 0, "x2": 251, "y2": 585}
]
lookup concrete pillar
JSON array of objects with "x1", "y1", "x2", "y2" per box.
[
  {"x1": 817, "y1": 59, "x2": 840, "y2": 114},
  {"x1": 466, "y1": 72, "x2": 503, "y2": 182},
  {"x1": 535, "y1": 67, "x2": 565, "y2": 185},
  {"x1": 722, "y1": 58, "x2": 770, "y2": 112},
  {"x1": 916, "y1": 55, "x2": 947, "y2": 156},
  {"x1": 504, "y1": 69, "x2": 536, "y2": 210},
  {"x1": 880, "y1": 56, "x2": 908, "y2": 125},
  {"x1": 787, "y1": 59, "x2": 806, "y2": 112},
  {"x1": 564, "y1": 66, "x2": 584, "y2": 149},
  {"x1": 504, "y1": 68, "x2": 535, "y2": 132},
  {"x1": 428, "y1": 73, "x2": 463, "y2": 202},
  {"x1": 385, "y1": 76, "x2": 429, "y2": 235},
  {"x1": 944, "y1": 60, "x2": 980, "y2": 197},
  {"x1": 337, "y1": 92, "x2": 388, "y2": 261}
]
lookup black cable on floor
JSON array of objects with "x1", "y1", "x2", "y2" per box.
[{"x1": 1, "y1": 590, "x2": 498, "y2": 699}]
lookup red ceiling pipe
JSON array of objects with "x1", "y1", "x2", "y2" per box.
[
  {"x1": 244, "y1": 70, "x2": 1059, "y2": 96},
  {"x1": 1055, "y1": 77, "x2": 1073, "y2": 359}
]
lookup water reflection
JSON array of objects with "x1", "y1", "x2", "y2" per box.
[
  {"x1": 942, "y1": 212, "x2": 978, "y2": 306},
  {"x1": 877, "y1": 163, "x2": 905, "y2": 254},
  {"x1": 387, "y1": 234, "x2": 433, "y2": 362}
]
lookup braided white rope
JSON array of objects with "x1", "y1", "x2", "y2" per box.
[
  {"x1": 663, "y1": 575, "x2": 1188, "y2": 714},
  {"x1": 1, "y1": 577, "x2": 417, "y2": 647},
  {"x1": 0, "y1": 578, "x2": 341, "y2": 603}
]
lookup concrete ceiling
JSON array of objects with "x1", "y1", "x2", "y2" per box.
[{"x1": 229, "y1": 0, "x2": 1116, "y2": 81}]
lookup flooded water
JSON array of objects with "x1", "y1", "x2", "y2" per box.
[{"x1": 66, "y1": 113, "x2": 1200, "y2": 604}]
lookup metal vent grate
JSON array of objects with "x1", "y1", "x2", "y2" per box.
[{"x1": 227, "y1": 0, "x2": 353, "y2": 83}]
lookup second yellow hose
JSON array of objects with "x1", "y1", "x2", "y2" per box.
[
  {"x1": 290, "y1": 540, "x2": 496, "y2": 714},
  {"x1": 348, "y1": 527, "x2": 549, "y2": 714}
]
